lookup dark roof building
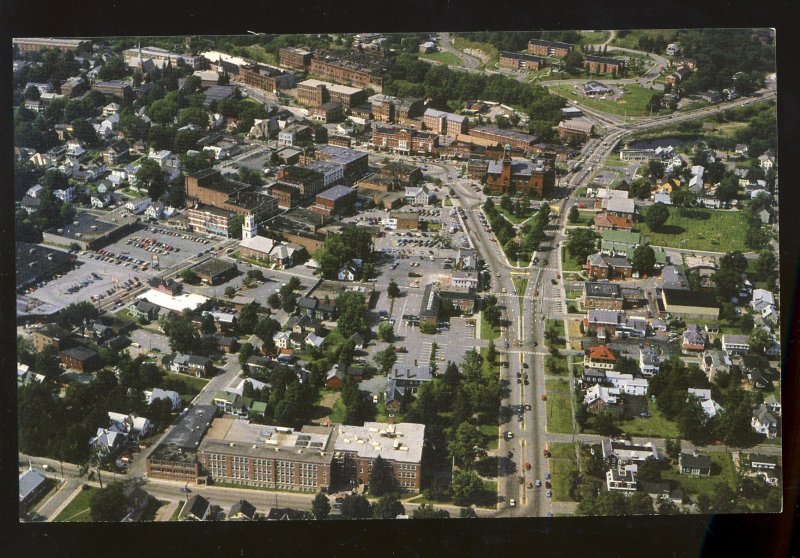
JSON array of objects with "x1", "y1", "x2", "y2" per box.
[{"x1": 16, "y1": 242, "x2": 74, "y2": 292}]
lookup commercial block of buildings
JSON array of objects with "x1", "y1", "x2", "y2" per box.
[
  {"x1": 469, "y1": 126, "x2": 539, "y2": 152},
  {"x1": 371, "y1": 126, "x2": 439, "y2": 154},
  {"x1": 297, "y1": 79, "x2": 366, "y2": 110},
  {"x1": 423, "y1": 108, "x2": 469, "y2": 136}
]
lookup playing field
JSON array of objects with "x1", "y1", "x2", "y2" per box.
[{"x1": 636, "y1": 208, "x2": 750, "y2": 252}]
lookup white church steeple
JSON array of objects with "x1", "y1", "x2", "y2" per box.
[{"x1": 242, "y1": 213, "x2": 257, "y2": 240}]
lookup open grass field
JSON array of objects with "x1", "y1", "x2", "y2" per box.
[
  {"x1": 512, "y1": 277, "x2": 528, "y2": 299},
  {"x1": 419, "y1": 51, "x2": 464, "y2": 66},
  {"x1": 545, "y1": 355, "x2": 569, "y2": 376},
  {"x1": 497, "y1": 206, "x2": 532, "y2": 225},
  {"x1": 238, "y1": 45, "x2": 278, "y2": 65},
  {"x1": 480, "y1": 312, "x2": 501, "y2": 340},
  {"x1": 616, "y1": 401, "x2": 680, "y2": 438},
  {"x1": 550, "y1": 84, "x2": 661, "y2": 117},
  {"x1": 170, "y1": 501, "x2": 185, "y2": 521},
  {"x1": 560, "y1": 246, "x2": 584, "y2": 272},
  {"x1": 478, "y1": 423, "x2": 499, "y2": 451},
  {"x1": 54, "y1": 486, "x2": 99, "y2": 522},
  {"x1": 546, "y1": 319, "x2": 566, "y2": 349},
  {"x1": 579, "y1": 31, "x2": 613, "y2": 45},
  {"x1": 549, "y1": 442, "x2": 578, "y2": 502},
  {"x1": 329, "y1": 396, "x2": 347, "y2": 424},
  {"x1": 546, "y1": 393, "x2": 574, "y2": 434},
  {"x1": 636, "y1": 208, "x2": 750, "y2": 252},
  {"x1": 165, "y1": 372, "x2": 209, "y2": 396},
  {"x1": 545, "y1": 378, "x2": 570, "y2": 394},
  {"x1": 611, "y1": 29, "x2": 679, "y2": 50}
]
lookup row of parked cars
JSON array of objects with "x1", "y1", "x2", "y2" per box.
[
  {"x1": 90, "y1": 249, "x2": 151, "y2": 271},
  {"x1": 146, "y1": 226, "x2": 210, "y2": 244}
]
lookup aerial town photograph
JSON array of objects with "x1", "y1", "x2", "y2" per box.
[{"x1": 13, "y1": 28, "x2": 781, "y2": 523}]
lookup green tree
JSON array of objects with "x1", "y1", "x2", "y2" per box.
[
  {"x1": 339, "y1": 494, "x2": 372, "y2": 519},
  {"x1": 632, "y1": 244, "x2": 656, "y2": 276},
  {"x1": 486, "y1": 340, "x2": 497, "y2": 363},
  {"x1": 368, "y1": 455, "x2": 396, "y2": 497},
  {"x1": 311, "y1": 492, "x2": 330, "y2": 520},
  {"x1": 629, "y1": 178, "x2": 653, "y2": 200},
  {"x1": 378, "y1": 321, "x2": 394, "y2": 342},
  {"x1": 450, "y1": 469, "x2": 484, "y2": 506},
  {"x1": 636, "y1": 457, "x2": 665, "y2": 482},
  {"x1": 459, "y1": 507, "x2": 478, "y2": 518},
  {"x1": 413, "y1": 503, "x2": 450, "y2": 519},
  {"x1": 89, "y1": 482, "x2": 128, "y2": 522},
  {"x1": 70, "y1": 118, "x2": 100, "y2": 147},
  {"x1": 449, "y1": 422, "x2": 487, "y2": 468},
  {"x1": 754, "y1": 250, "x2": 778, "y2": 288},
  {"x1": 387, "y1": 281, "x2": 401, "y2": 299},
  {"x1": 645, "y1": 202, "x2": 670, "y2": 231},
  {"x1": 136, "y1": 158, "x2": 166, "y2": 200},
  {"x1": 335, "y1": 291, "x2": 367, "y2": 338},
  {"x1": 568, "y1": 205, "x2": 581, "y2": 223},
  {"x1": 267, "y1": 293, "x2": 281, "y2": 309},
  {"x1": 748, "y1": 327, "x2": 772, "y2": 355},
  {"x1": 176, "y1": 106, "x2": 208, "y2": 130},
  {"x1": 566, "y1": 227, "x2": 599, "y2": 266},
  {"x1": 373, "y1": 345, "x2": 397, "y2": 374},
  {"x1": 237, "y1": 303, "x2": 259, "y2": 335},
  {"x1": 372, "y1": 493, "x2": 405, "y2": 519},
  {"x1": 628, "y1": 492, "x2": 656, "y2": 515},
  {"x1": 180, "y1": 269, "x2": 199, "y2": 284}
]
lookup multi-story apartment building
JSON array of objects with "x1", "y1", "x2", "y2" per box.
[
  {"x1": 276, "y1": 166, "x2": 326, "y2": 200},
  {"x1": 499, "y1": 51, "x2": 546, "y2": 70},
  {"x1": 584, "y1": 55, "x2": 625, "y2": 74},
  {"x1": 186, "y1": 205, "x2": 237, "y2": 238},
  {"x1": 527, "y1": 38, "x2": 573, "y2": 57}
]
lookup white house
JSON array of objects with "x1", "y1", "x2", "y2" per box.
[
  {"x1": 653, "y1": 188, "x2": 672, "y2": 205},
  {"x1": 145, "y1": 387, "x2": 182, "y2": 410},
  {"x1": 125, "y1": 197, "x2": 151, "y2": 215},
  {"x1": 148, "y1": 149, "x2": 173, "y2": 168},
  {"x1": 639, "y1": 346, "x2": 660, "y2": 376},
  {"x1": 273, "y1": 331, "x2": 291, "y2": 350},
  {"x1": 338, "y1": 261, "x2": 360, "y2": 281},
  {"x1": 604, "y1": 371, "x2": 648, "y2": 396},
  {"x1": 145, "y1": 201, "x2": 165, "y2": 220},
  {"x1": 752, "y1": 404, "x2": 778, "y2": 438},
  {"x1": 584, "y1": 384, "x2": 621, "y2": 407},
  {"x1": 450, "y1": 271, "x2": 479, "y2": 290},
  {"x1": 751, "y1": 289, "x2": 776, "y2": 315},
  {"x1": 54, "y1": 185, "x2": 76, "y2": 202},
  {"x1": 758, "y1": 154, "x2": 775, "y2": 171},
  {"x1": 91, "y1": 195, "x2": 110, "y2": 208},
  {"x1": 405, "y1": 185, "x2": 433, "y2": 206},
  {"x1": 305, "y1": 332, "x2": 326, "y2": 348}
]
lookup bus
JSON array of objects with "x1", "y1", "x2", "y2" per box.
[{"x1": 571, "y1": 162, "x2": 582, "y2": 173}]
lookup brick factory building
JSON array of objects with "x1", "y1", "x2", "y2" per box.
[
  {"x1": 296, "y1": 79, "x2": 366, "y2": 110},
  {"x1": 469, "y1": 125, "x2": 538, "y2": 151},
  {"x1": 278, "y1": 47, "x2": 312, "y2": 70},
  {"x1": 423, "y1": 108, "x2": 469, "y2": 136},
  {"x1": 558, "y1": 118, "x2": 595, "y2": 142},
  {"x1": 146, "y1": 405, "x2": 216, "y2": 484},
  {"x1": 239, "y1": 64, "x2": 296, "y2": 94},
  {"x1": 311, "y1": 185, "x2": 357, "y2": 216}
]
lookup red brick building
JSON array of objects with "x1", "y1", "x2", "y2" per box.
[
  {"x1": 558, "y1": 118, "x2": 595, "y2": 142},
  {"x1": 593, "y1": 212, "x2": 633, "y2": 232},
  {"x1": 584, "y1": 55, "x2": 625, "y2": 74},
  {"x1": 278, "y1": 47, "x2": 312, "y2": 70},
  {"x1": 469, "y1": 126, "x2": 539, "y2": 152},
  {"x1": 499, "y1": 51, "x2": 546, "y2": 70},
  {"x1": 371, "y1": 125, "x2": 439, "y2": 155},
  {"x1": 60, "y1": 346, "x2": 100, "y2": 372},
  {"x1": 527, "y1": 38, "x2": 573, "y2": 57},
  {"x1": 309, "y1": 101, "x2": 344, "y2": 123},
  {"x1": 276, "y1": 166, "x2": 325, "y2": 200},
  {"x1": 584, "y1": 252, "x2": 634, "y2": 279},
  {"x1": 311, "y1": 185, "x2": 357, "y2": 216},
  {"x1": 484, "y1": 146, "x2": 555, "y2": 198},
  {"x1": 270, "y1": 183, "x2": 300, "y2": 209}
]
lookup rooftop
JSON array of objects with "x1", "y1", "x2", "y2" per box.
[
  {"x1": 334, "y1": 422, "x2": 425, "y2": 463},
  {"x1": 149, "y1": 405, "x2": 216, "y2": 462},
  {"x1": 317, "y1": 185, "x2": 355, "y2": 202},
  {"x1": 662, "y1": 288, "x2": 720, "y2": 309},
  {"x1": 471, "y1": 125, "x2": 538, "y2": 144},
  {"x1": 584, "y1": 282, "x2": 621, "y2": 298},
  {"x1": 137, "y1": 289, "x2": 208, "y2": 313}
]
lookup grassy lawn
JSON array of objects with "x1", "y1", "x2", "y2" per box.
[
  {"x1": 497, "y1": 206, "x2": 532, "y2": 225},
  {"x1": 550, "y1": 84, "x2": 661, "y2": 117},
  {"x1": 480, "y1": 312, "x2": 501, "y2": 340},
  {"x1": 419, "y1": 51, "x2": 464, "y2": 66},
  {"x1": 54, "y1": 486, "x2": 99, "y2": 522},
  {"x1": 616, "y1": 401, "x2": 680, "y2": 438},
  {"x1": 567, "y1": 210, "x2": 600, "y2": 225},
  {"x1": 170, "y1": 501, "x2": 185, "y2": 521},
  {"x1": 329, "y1": 396, "x2": 347, "y2": 424},
  {"x1": 549, "y1": 442, "x2": 578, "y2": 502},
  {"x1": 165, "y1": 373, "x2": 209, "y2": 395},
  {"x1": 546, "y1": 394, "x2": 574, "y2": 434},
  {"x1": 545, "y1": 355, "x2": 569, "y2": 376},
  {"x1": 579, "y1": 31, "x2": 612, "y2": 44},
  {"x1": 545, "y1": 379, "x2": 570, "y2": 394},
  {"x1": 662, "y1": 452, "x2": 737, "y2": 497},
  {"x1": 237, "y1": 44, "x2": 278, "y2": 65},
  {"x1": 560, "y1": 246, "x2": 584, "y2": 272},
  {"x1": 545, "y1": 319, "x2": 566, "y2": 349},
  {"x1": 512, "y1": 277, "x2": 528, "y2": 299},
  {"x1": 604, "y1": 153, "x2": 629, "y2": 168},
  {"x1": 612, "y1": 29, "x2": 679, "y2": 50},
  {"x1": 635, "y1": 208, "x2": 750, "y2": 252}
]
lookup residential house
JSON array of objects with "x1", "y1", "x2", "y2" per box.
[
  {"x1": 229, "y1": 499, "x2": 257, "y2": 521},
  {"x1": 679, "y1": 452, "x2": 712, "y2": 476},
  {"x1": 639, "y1": 346, "x2": 661, "y2": 376},
  {"x1": 739, "y1": 354, "x2": 776, "y2": 389},
  {"x1": 660, "y1": 265, "x2": 689, "y2": 290},
  {"x1": 405, "y1": 185, "x2": 433, "y2": 206},
  {"x1": 273, "y1": 331, "x2": 291, "y2": 350},
  {"x1": 145, "y1": 201, "x2": 165, "y2": 220},
  {"x1": 604, "y1": 371, "x2": 649, "y2": 396},
  {"x1": 682, "y1": 324, "x2": 707, "y2": 352},
  {"x1": 584, "y1": 252, "x2": 633, "y2": 280},
  {"x1": 584, "y1": 384, "x2": 623, "y2": 415},
  {"x1": 584, "y1": 344, "x2": 618, "y2": 370},
  {"x1": 601, "y1": 439, "x2": 660, "y2": 468},
  {"x1": 758, "y1": 153, "x2": 775, "y2": 171},
  {"x1": 349, "y1": 332, "x2": 365, "y2": 350},
  {"x1": 746, "y1": 453, "x2": 779, "y2": 486},
  {"x1": 90, "y1": 427, "x2": 126, "y2": 456},
  {"x1": 19, "y1": 468, "x2": 48, "y2": 510},
  {"x1": 305, "y1": 332, "x2": 326, "y2": 349},
  {"x1": 108, "y1": 411, "x2": 152, "y2": 437},
  {"x1": 752, "y1": 404, "x2": 778, "y2": 438},
  {"x1": 266, "y1": 508, "x2": 305, "y2": 521},
  {"x1": 180, "y1": 495, "x2": 211, "y2": 521},
  {"x1": 687, "y1": 388, "x2": 722, "y2": 418},
  {"x1": 130, "y1": 300, "x2": 160, "y2": 321},
  {"x1": 171, "y1": 354, "x2": 213, "y2": 377},
  {"x1": 701, "y1": 349, "x2": 731, "y2": 381},
  {"x1": 606, "y1": 467, "x2": 638, "y2": 492},
  {"x1": 722, "y1": 334, "x2": 750, "y2": 355},
  {"x1": 338, "y1": 261, "x2": 360, "y2": 281},
  {"x1": 145, "y1": 387, "x2": 182, "y2": 410}
]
